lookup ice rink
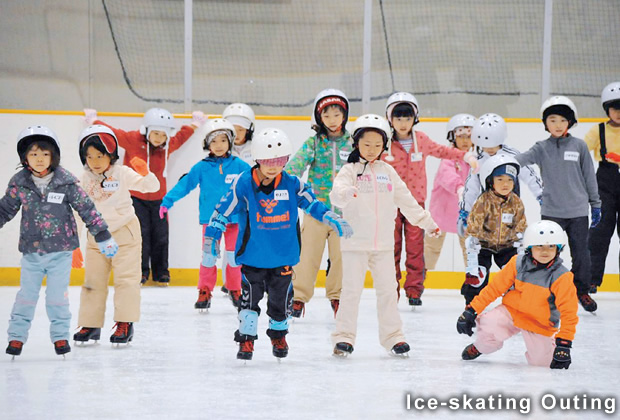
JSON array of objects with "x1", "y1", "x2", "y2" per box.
[{"x1": 0, "y1": 286, "x2": 618, "y2": 419}]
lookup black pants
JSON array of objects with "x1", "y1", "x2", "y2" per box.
[
  {"x1": 132, "y1": 197, "x2": 169, "y2": 281},
  {"x1": 461, "y1": 246, "x2": 517, "y2": 305},
  {"x1": 240, "y1": 265, "x2": 294, "y2": 339},
  {"x1": 543, "y1": 215, "x2": 590, "y2": 294},
  {"x1": 589, "y1": 163, "x2": 620, "y2": 287}
]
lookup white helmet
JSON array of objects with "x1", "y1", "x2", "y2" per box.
[
  {"x1": 311, "y1": 88, "x2": 349, "y2": 127},
  {"x1": 385, "y1": 92, "x2": 419, "y2": 124},
  {"x1": 352, "y1": 114, "x2": 391, "y2": 145},
  {"x1": 223, "y1": 103, "x2": 255, "y2": 132},
  {"x1": 78, "y1": 124, "x2": 119, "y2": 165},
  {"x1": 17, "y1": 125, "x2": 61, "y2": 161},
  {"x1": 479, "y1": 153, "x2": 520, "y2": 189},
  {"x1": 540, "y1": 96, "x2": 578, "y2": 128},
  {"x1": 523, "y1": 220, "x2": 567, "y2": 251},
  {"x1": 446, "y1": 113, "x2": 476, "y2": 142},
  {"x1": 139, "y1": 108, "x2": 176, "y2": 139},
  {"x1": 471, "y1": 113, "x2": 507, "y2": 148},
  {"x1": 601, "y1": 82, "x2": 620, "y2": 114},
  {"x1": 251, "y1": 128, "x2": 293, "y2": 160},
  {"x1": 202, "y1": 118, "x2": 236, "y2": 151}
]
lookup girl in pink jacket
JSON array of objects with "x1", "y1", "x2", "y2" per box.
[
  {"x1": 330, "y1": 114, "x2": 439, "y2": 358},
  {"x1": 382, "y1": 93, "x2": 477, "y2": 306},
  {"x1": 425, "y1": 114, "x2": 476, "y2": 270}
]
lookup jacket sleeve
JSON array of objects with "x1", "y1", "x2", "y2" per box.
[
  {"x1": 0, "y1": 181, "x2": 22, "y2": 229},
  {"x1": 517, "y1": 151, "x2": 544, "y2": 199},
  {"x1": 514, "y1": 198, "x2": 527, "y2": 234},
  {"x1": 460, "y1": 169, "x2": 482, "y2": 213},
  {"x1": 514, "y1": 143, "x2": 541, "y2": 167},
  {"x1": 390, "y1": 165, "x2": 438, "y2": 231},
  {"x1": 122, "y1": 165, "x2": 160, "y2": 194},
  {"x1": 296, "y1": 177, "x2": 330, "y2": 221},
  {"x1": 285, "y1": 137, "x2": 315, "y2": 178},
  {"x1": 418, "y1": 132, "x2": 466, "y2": 161},
  {"x1": 583, "y1": 124, "x2": 600, "y2": 155},
  {"x1": 435, "y1": 160, "x2": 464, "y2": 194},
  {"x1": 579, "y1": 141, "x2": 601, "y2": 208},
  {"x1": 168, "y1": 125, "x2": 196, "y2": 154},
  {"x1": 67, "y1": 183, "x2": 111, "y2": 242},
  {"x1": 550, "y1": 271, "x2": 579, "y2": 341},
  {"x1": 161, "y1": 162, "x2": 201, "y2": 209},
  {"x1": 470, "y1": 256, "x2": 518, "y2": 314},
  {"x1": 329, "y1": 164, "x2": 355, "y2": 209},
  {"x1": 465, "y1": 196, "x2": 485, "y2": 238}
]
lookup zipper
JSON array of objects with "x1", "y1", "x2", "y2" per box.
[{"x1": 370, "y1": 163, "x2": 379, "y2": 250}]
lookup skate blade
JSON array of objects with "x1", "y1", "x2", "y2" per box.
[
  {"x1": 390, "y1": 352, "x2": 410, "y2": 358},
  {"x1": 11, "y1": 355, "x2": 16, "y2": 361},
  {"x1": 332, "y1": 350, "x2": 350, "y2": 358}
]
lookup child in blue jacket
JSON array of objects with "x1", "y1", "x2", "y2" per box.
[
  {"x1": 203, "y1": 128, "x2": 352, "y2": 361},
  {"x1": 161, "y1": 119, "x2": 250, "y2": 310}
]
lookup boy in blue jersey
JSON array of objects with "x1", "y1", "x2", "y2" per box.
[{"x1": 203, "y1": 128, "x2": 353, "y2": 360}]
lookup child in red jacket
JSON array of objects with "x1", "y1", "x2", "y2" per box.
[{"x1": 84, "y1": 108, "x2": 206, "y2": 285}]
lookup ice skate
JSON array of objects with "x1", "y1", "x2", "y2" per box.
[
  {"x1": 194, "y1": 288, "x2": 212, "y2": 312},
  {"x1": 73, "y1": 327, "x2": 101, "y2": 344},
  {"x1": 229, "y1": 290, "x2": 242, "y2": 311},
  {"x1": 390, "y1": 342, "x2": 410, "y2": 357},
  {"x1": 578, "y1": 294, "x2": 597, "y2": 313},
  {"x1": 291, "y1": 300, "x2": 305, "y2": 318},
  {"x1": 54, "y1": 340, "x2": 71, "y2": 358},
  {"x1": 406, "y1": 290, "x2": 422, "y2": 309},
  {"x1": 6, "y1": 340, "x2": 23, "y2": 360},
  {"x1": 237, "y1": 340, "x2": 254, "y2": 361},
  {"x1": 333, "y1": 342, "x2": 354, "y2": 358},
  {"x1": 461, "y1": 343, "x2": 482, "y2": 360},
  {"x1": 271, "y1": 336, "x2": 288, "y2": 359},
  {"x1": 221, "y1": 285, "x2": 229, "y2": 295},
  {"x1": 110, "y1": 322, "x2": 133, "y2": 346},
  {"x1": 155, "y1": 275, "x2": 170, "y2": 287}
]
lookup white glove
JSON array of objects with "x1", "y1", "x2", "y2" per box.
[
  {"x1": 457, "y1": 186, "x2": 465, "y2": 202},
  {"x1": 84, "y1": 108, "x2": 98, "y2": 125},
  {"x1": 426, "y1": 227, "x2": 441, "y2": 238},
  {"x1": 463, "y1": 151, "x2": 479, "y2": 173},
  {"x1": 191, "y1": 111, "x2": 208, "y2": 127}
]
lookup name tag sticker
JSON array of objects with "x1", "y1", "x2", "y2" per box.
[
  {"x1": 274, "y1": 190, "x2": 289, "y2": 200},
  {"x1": 225, "y1": 174, "x2": 237, "y2": 184},
  {"x1": 47, "y1": 192, "x2": 65, "y2": 204},
  {"x1": 339, "y1": 150, "x2": 351, "y2": 161},
  {"x1": 564, "y1": 151, "x2": 579, "y2": 162},
  {"x1": 411, "y1": 152, "x2": 423, "y2": 162},
  {"x1": 102, "y1": 180, "x2": 120, "y2": 191},
  {"x1": 502, "y1": 213, "x2": 514, "y2": 224},
  {"x1": 376, "y1": 174, "x2": 390, "y2": 183}
]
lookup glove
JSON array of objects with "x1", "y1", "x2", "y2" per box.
[
  {"x1": 427, "y1": 227, "x2": 441, "y2": 238},
  {"x1": 71, "y1": 248, "x2": 83, "y2": 269},
  {"x1": 129, "y1": 157, "x2": 149, "y2": 176},
  {"x1": 322, "y1": 211, "x2": 354, "y2": 239},
  {"x1": 591, "y1": 207, "x2": 601, "y2": 228},
  {"x1": 456, "y1": 186, "x2": 465, "y2": 202},
  {"x1": 605, "y1": 152, "x2": 620, "y2": 163},
  {"x1": 84, "y1": 108, "x2": 98, "y2": 125},
  {"x1": 457, "y1": 209, "x2": 469, "y2": 238},
  {"x1": 550, "y1": 338, "x2": 572, "y2": 369},
  {"x1": 456, "y1": 306, "x2": 477, "y2": 336},
  {"x1": 513, "y1": 232, "x2": 525, "y2": 255},
  {"x1": 191, "y1": 111, "x2": 208, "y2": 127},
  {"x1": 97, "y1": 237, "x2": 119, "y2": 258},
  {"x1": 159, "y1": 206, "x2": 169, "y2": 220},
  {"x1": 537, "y1": 195, "x2": 543, "y2": 206},
  {"x1": 208, "y1": 212, "x2": 229, "y2": 233},
  {"x1": 463, "y1": 151, "x2": 479, "y2": 173}
]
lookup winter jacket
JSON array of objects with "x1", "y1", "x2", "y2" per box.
[
  {"x1": 330, "y1": 160, "x2": 437, "y2": 252},
  {"x1": 286, "y1": 131, "x2": 352, "y2": 210},
  {"x1": 162, "y1": 155, "x2": 250, "y2": 224},
  {"x1": 516, "y1": 135, "x2": 601, "y2": 219},
  {"x1": 80, "y1": 164, "x2": 160, "y2": 232},
  {"x1": 232, "y1": 142, "x2": 254, "y2": 166},
  {"x1": 382, "y1": 131, "x2": 465, "y2": 204},
  {"x1": 95, "y1": 120, "x2": 195, "y2": 201},
  {"x1": 470, "y1": 254, "x2": 578, "y2": 341},
  {"x1": 466, "y1": 190, "x2": 527, "y2": 252},
  {"x1": 0, "y1": 167, "x2": 110, "y2": 254},
  {"x1": 209, "y1": 168, "x2": 332, "y2": 269},
  {"x1": 428, "y1": 158, "x2": 469, "y2": 233},
  {"x1": 461, "y1": 145, "x2": 543, "y2": 213},
  {"x1": 584, "y1": 122, "x2": 620, "y2": 162}
]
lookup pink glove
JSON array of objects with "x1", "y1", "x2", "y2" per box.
[
  {"x1": 427, "y1": 227, "x2": 442, "y2": 238},
  {"x1": 84, "y1": 108, "x2": 98, "y2": 125},
  {"x1": 191, "y1": 111, "x2": 208, "y2": 128},
  {"x1": 464, "y1": 151, "x2": 479, "y2": 173},
  {"x1": 159, "y1": 206, "x2": 168, "y2": 219}
]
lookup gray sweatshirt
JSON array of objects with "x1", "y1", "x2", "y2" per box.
[{"x1": 515, "y1": 135, "x2": 600, "y2": 219}]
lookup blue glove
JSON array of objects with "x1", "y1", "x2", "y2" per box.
[
  {"x1": 209, "y1": 212, "x2": 229, "y2": 233},
  {"x1": 202, "y1": 236, "x2": 220, "y2": 267},
  {"x1": 537, "y1": 195, "x2": 543, "y2": 207},
  {"x1": 97, "y1": 237, "x2": 119, "y2": 258},
  {"x1": 322, "y1": 211, "x2": 354, "y2": 239},
  {"x1": 591, "y1": 207, "x2": 601, "y2": 228},
  {"x1": 457, "y1": 210, "x2": 469, "y2": 238}
]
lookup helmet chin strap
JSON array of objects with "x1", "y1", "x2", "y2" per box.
[{"x1": 24, "y1": 162, "x2": 50, "y2": 177}]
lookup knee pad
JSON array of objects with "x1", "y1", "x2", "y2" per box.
[
  {"x1": 239, "y1": 309, "x2": 258, "y2": 336},
  {"x1": 226, "y1": 250, "x2": 239, "y2": 268},
  {"x1": 268, "y1": 317, "x2": 289, "y2": 332}
]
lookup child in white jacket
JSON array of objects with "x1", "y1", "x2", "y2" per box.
[{"x1": 330, "y1": 114, "x2": 440, "y2": 357}]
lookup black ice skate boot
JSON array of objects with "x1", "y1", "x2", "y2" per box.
[
  {"x1": 291, "y1": 300, "x2": 305, "y2": 318},
  {"x1": 462, "y1": 344, "x2": 482, "y2": 360},
  {"x1": 237, "y1": 340, "x2": 254, "y2": 360},
  {"x1": 391, "y1": 342, "x2": 411, "y2": 356},
  {"x1": 229, "y1": 290, "x2": 242, "y2": 311},
  {"x1": 406, "y1": 289, "x2": 422, "y2": 306},
  {"x1": 194, "y1": 288, "x2": 212, "y2": 311},
  {"x1": 110, "y1": 322, "x2": 134, "y2": 344},
  {"x1": 73, "y1": 327, "x2": 101, "y2": 344},
  {"x1": 6, "y1": 340, "x2": 23, "y2": 358},
  {"x1": 333, "y1": 342, "x2": 354, "y2": 357},
  {"x1": 578, "y1": 294, "x2": 597, "y2": 313},
  {"x1": 156, "y1": 275, "x2": 170, "y2": 287},
  {"x1": 271, "y1": 337, "x2": 289, "y2": 358},
  {"x1": 330, "y1": 299, "x2": 339, "y2": 317},
  {"x1": 221, "y1": 285, "x2": 229, "y2": 295},
  {"x1": 54, "y1": 340, "x2": 71, "y2": 356}
]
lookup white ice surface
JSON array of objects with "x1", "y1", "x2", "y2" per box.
[{"x1": 0, "y1": 287, "x2": 618, "y2": 420}]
